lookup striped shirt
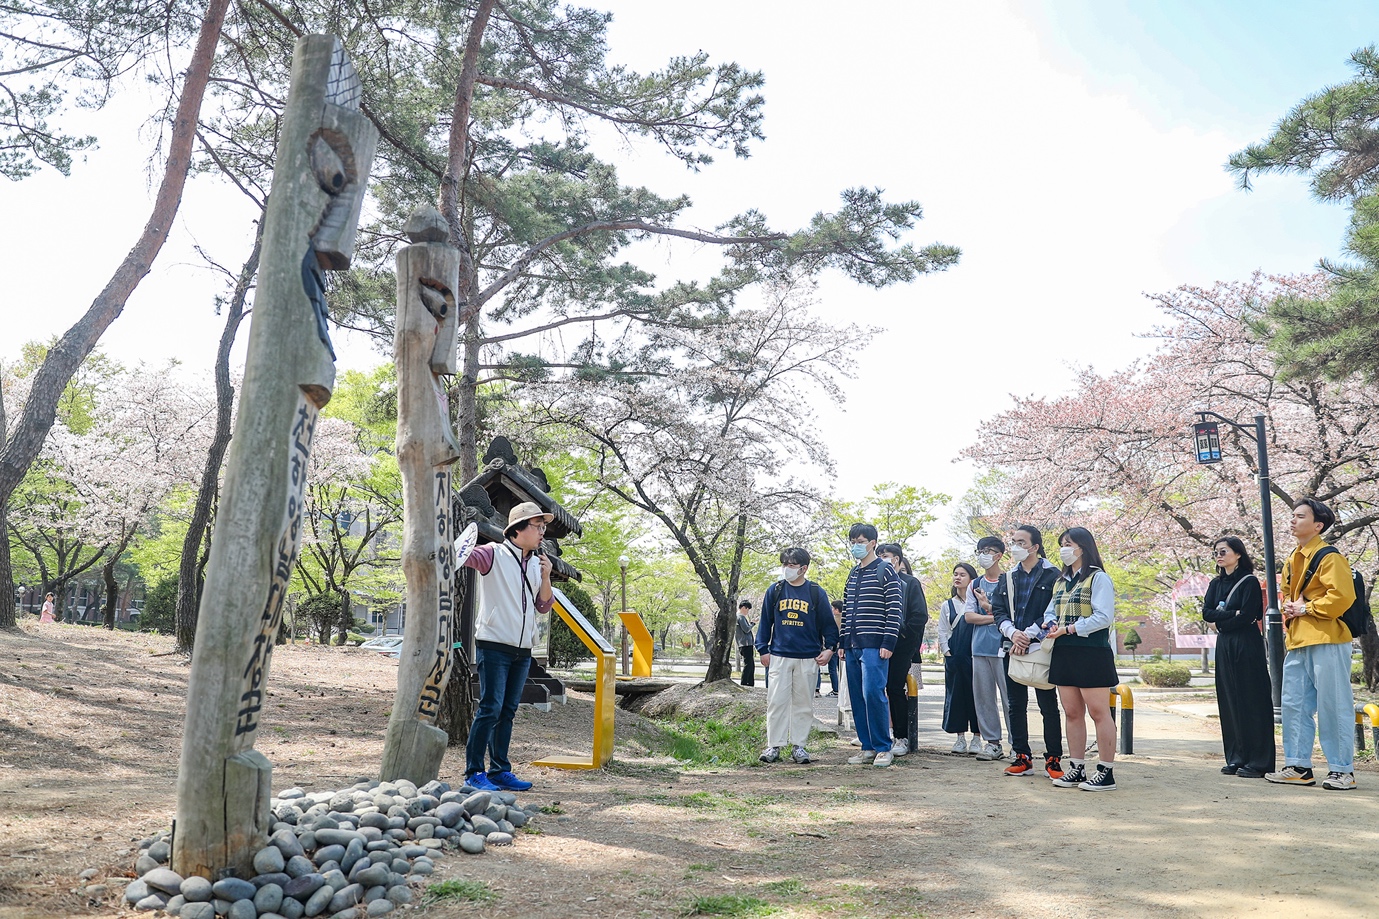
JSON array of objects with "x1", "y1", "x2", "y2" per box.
[{"x1": 841, "y1": 558, "x2": 902, "y2": 651}]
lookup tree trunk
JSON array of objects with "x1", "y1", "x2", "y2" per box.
[
  {"x1": 102, "y1": 554, "x2": 119, "y2": 629},
  {"x1": 705, "y1": 596, "x2": 736, "y2": 683},
  {"x1": 335, "y1": 587, "x2": 351, "y2": 646},
  {"x1": 0, "y1": 503, "x2": 13, "y2": 630},
  {"x1": 0, "y1": 0, "x2": 232, "y2": 622},
  {"x1": 176, "y1": 223, "x2": 261, "y2": 652}
]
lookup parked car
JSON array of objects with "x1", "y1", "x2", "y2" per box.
[{"x1": 358, "y1": 635, "x2": 404, "y2": 656}]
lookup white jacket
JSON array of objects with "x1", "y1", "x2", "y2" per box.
[{"x1": 473, "y1": 541, "x2": 542, "y2": 649}]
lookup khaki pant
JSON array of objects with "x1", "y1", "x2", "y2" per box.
[{"x1": 766, "y1": 655, "x2": 818, "y2": 748}]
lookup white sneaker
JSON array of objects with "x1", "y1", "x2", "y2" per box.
[
  {"x1": 1322, "y1": 771, "x2": 1357, "y2": 791},
  {"x1": 847, "y1": 750, "x2": 877, "y2": 765},
  {"x1": 967, "y1": 736, "x2": 984, "y2": 755},
  {"x1": 975, "y1": 743, "x2": 1003, "y2": 762},
  {"x1": 892, "y1": 738, "x2": 910, "y2": 757},
  {"x1": 873, "y1": 750, "x2": 894, "y2": 767},
  {"x1": 950, "y1": 736, "x2": 968, "y2": 754}
]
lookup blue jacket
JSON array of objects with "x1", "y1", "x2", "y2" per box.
[{"x1": 756, "y1": 580, "x2": 838, "y2": 658}]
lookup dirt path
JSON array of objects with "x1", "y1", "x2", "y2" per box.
[{"x1": 2, "y1": 622, "x2": 1376, "y2": 919}]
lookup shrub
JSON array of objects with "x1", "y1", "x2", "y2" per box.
[
  {"x1": 298, "y1": 592, "x2": 345, "y2": 644},
  {"x1": 1354, "y1": 660, "x2": 1364, "y2": 684},
  {"x1": 548, "y1": 581, "x2": 597, "y2": 668},
  {"x1": 1139, "y1": 660, "x2": 1192, "y2": 687},
  {"x1": 141, "y1": 576, "x2": 177, "y2": 635}
]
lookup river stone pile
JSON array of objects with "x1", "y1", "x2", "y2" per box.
[{"x1": 120, "y1": 778, "x2": 537, "y2": 917}]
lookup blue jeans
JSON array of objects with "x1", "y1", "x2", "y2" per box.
[
  {"x1": 845, "y1": 647, "x2": 892, "y2": 753},
  {"x1": 1281, "y1": 641, "x2": 1354, "y2": 772},
  {"x1": 466, "y1": 645, "x2": 532, "y2": 777},
  {"x1": 816, "y1": 654, "x2": 839, "y2": 694}
]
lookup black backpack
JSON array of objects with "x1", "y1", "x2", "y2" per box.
[{"x1": 1296, "y1": 546, "x2": 1374, "y2": 639}]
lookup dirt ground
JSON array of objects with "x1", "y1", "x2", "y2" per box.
[{"x1": 3, "y1": 621, "x2": 1379, "y2": 919}]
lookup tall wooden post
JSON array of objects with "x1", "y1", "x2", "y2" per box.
[
  {"x1": 380, "y1": 206, "x2": 462, "y2": 783},
  {"x1": 172, "y1": 35, "x2": 376, "y2": 880}
]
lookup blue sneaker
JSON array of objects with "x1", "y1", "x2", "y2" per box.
[
  {"x1": 466, "y1": 771, "x2": 499, "y2": 792},
  {"x1": 488, "y1": 770, "x2": 533, "y2": 791}
]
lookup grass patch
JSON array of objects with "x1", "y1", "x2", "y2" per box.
[
  {"x1": 630, "y1": 788, "x2": 790, "y2": 818},
  {"x1": 685, "y1": 894, "x2": 778, "y2": 917},
  {"x1": 422, "y1": 879, "x2": 496, "y2": 905},
  {"x1": 652, "y1": 716, "x2": 763, "y2": 766},
  {"x1": 760, "y1": 879, "x2": 805, "y2": 897}
]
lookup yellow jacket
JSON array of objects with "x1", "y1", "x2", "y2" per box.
[{"x1": 1282, "y1": 535, "x2": 1356, "y2": 650}]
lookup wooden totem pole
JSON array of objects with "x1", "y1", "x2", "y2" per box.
[
  {"x1": 379, "y1": 206, "x2": 462, "y2": 783},
  {"x1": 173, "y1": 35, "x2": 376, "y2": 879}
]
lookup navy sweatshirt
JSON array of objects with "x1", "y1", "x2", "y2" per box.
[
  {"x1": 842, "y1": 557, "x2": 902, "y2": 651},
  {"x1": 755, "y1": 580, "x2": 839, "y2": 658}
]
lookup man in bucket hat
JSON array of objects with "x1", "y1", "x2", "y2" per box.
[{"x1": 461, "y1": 501, "x2": 554, "y2": 792}]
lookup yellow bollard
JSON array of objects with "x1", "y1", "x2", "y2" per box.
[
  {"x1": 533, "y1": 589, "x2": 616, "y2": 769},
  {"x1": 618, "y1": 610, "x2": 654, "y2": 677},
  {"x1": 1108, "y1": 684, "x2": 1134, "y2": 754}
]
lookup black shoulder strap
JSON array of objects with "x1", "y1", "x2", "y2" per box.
[{"x1": 1297, "y1": 546, "x2": 1340, "y2": 599}]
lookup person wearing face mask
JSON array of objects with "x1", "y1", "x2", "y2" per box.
[
  {"x1": 1041, "y1": 527, "x2": 1119, "y2": 791},
  {"x1": 736, "y1": 600, "x2": 757, "y2": 687},
  {"x1": 938, "y1": 563, "x2": 982, "y2": 754},
  {"x1": 841, "y1": 523, "x2": 903, "y2": 766},
  {"x1": 878, "y1": 543, "x2": 928, "y2": 756},
  {"x1": 990, "y1": 525, "x2": 1065, "y2": 779},
  {"x1": 966, "y1": 536, "x2": 1012, "y2": 762},
  {"x1": 1201, "y1": 536, "x2": 1274, "y2": 779},
  {"x1": 756, "y1": 547, "x2": 838, "y2": 764}
]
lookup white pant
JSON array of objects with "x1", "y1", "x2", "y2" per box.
[
  {"x1": 766, "y1": 655, "x2": 818, "y2": 747},
  {"x1": 972, "y1": 654, "x2": 1011, "y2": 745}
]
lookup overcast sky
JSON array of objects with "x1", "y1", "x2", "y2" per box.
[{"x1": 3, "y1": 0, "x2": 1374, "y2": 552}]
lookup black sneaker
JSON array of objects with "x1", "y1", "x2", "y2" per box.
[
  {"x1": 1051, "y1": 763, "x2": 1085, "y2": 788},
  {"x1": 1078, "y1": 765, "x2": 1117, "y2": 792}
]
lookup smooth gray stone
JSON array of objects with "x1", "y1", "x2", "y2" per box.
[
  {"x1": 433, "y1": 802, "x2": 465, "y2": 828},
  {"x1": 279, "y1": 898, "x2": 305, "y2": 919},
  {"x1": 271, "y1": 828, "x2": 306, "y2": 859},
  {"x1": 275, "y1": 805, "x2": 301, "y2": 824},
  {"x1": 368, "y1": 852, "x2": 394, "y2": 866},
  {"x1": 353, "y1": 864, "x2": 389, "y2": 889},
  {"x1": 314, "y1": 828, "x2": 363, "y2": 848},
  {"x1": 487, "y1": 832, "x2": 514, "y2": 847},
  {"x1": 384, "y1": 829, "x2": 408, "y2": 842},
  {"x1": 438, "y1": 791, "x2": 464, "y2": 804},
  {"x1": 340, "y1": 838, "x2": 365, "y2": 874},
  {"x1": 328, "y1": 883, "x2": 363, "y2": 913},
  {"x1": 254, "y1": 872, "x2": 292, "y2": 889},
  {"x1": 405, "y1": 815, "x2": 440, "y2": 830},
  {"x1": 255, "y1": 883, "x2": 285, "y2": 914},
  {"x1": 308, "y1": 792, "x2": 335, "y2": 805},
  {"x1": 330, "y1": 910, "x2": 359, "y2": 919},
  {"x1": 414, "y1": 794, "x2": 439, "y2": 812},
  {"x1": 495, "y1": 791, "x2": 517, "y2": 806},
  {"x1": 357, "y1": 827, "x2": 383, "y2": 843},
  {"x1": 361, "y1": 885, "x2": 386, "y2": 903},
  {"x1": 255, "y1": 845, "x2": 287, "y2": 874},
  {"x1": 329, "y1": 793, "x2": 354, "y2": 813},
  {"x1": 181, "y1": 902, "x2": 215, "y2": 919},
  {"x1": 408, "y1": 862, "x2": 433, "y2": 877},
  {"x1": 483, "y1": 803, "x2": 506, "y2": 822},
  {"x1": 85, "y1": 885, "x2": 108, "y2": 900},
  {"x1": 317, "y1": 860, "x2": 340, "y2": 876},
  {"x1": 212, "y1": 878, "x2": 257, "y2": 902},
  {"x1": 414, "y1": 824, "x2": 434, "y2": 840},
  {"x1": 228, "y1": 898, "x2": 257, "y2": 919},
  {"x1": 148, "y1": 840, "x2": 171, "y2": 863},
  {"x1": 507, "y1": 809, "x2": 528, "y2": 828},
  {"x1": 135, "y1": 893, "x2": 169, "y2": 911},
  {"x1": 314, "y1": 845, "x2": 346, "y2": 866},
  {"x1": 385, "y1": 886, "x2": 412, "y2": 906},
  {"x1": 165, "y1": 893, "x2": 186, "y2": 915},
  {"x1": 260, "y1": 915, "x2": 289, "y2": 919},
  {"x1": 279, "y1": 787, "x2": 306, "y2": 800},
  {"x1": 285, "y1": 855, "x2": 315, "y2": 879},
  {"x1": 370, "y1": 795, "x2": 392, "y2": 810},
  {"x1": 404, "y1": 799, "x2": 427, "y2": 818},
  {"x1": 297, "y1": 830, "x2": 317, "y2": 852},
  {"x1": 363, "y1": 841, "x2": 391, "y2": 853},
  {"x1": 419, "y1": 780, "x2": 448, "y2": 797},
  {"x1": 284, "y1": 872, "x2": 327, "y2": 901},
  {"x1": 357, "y1": 813, "x2": 390, "y2": 831},
  {"x1": 384, "y1": 815, "x2": 405, "y2": 831},
  {"x1": 394, "y1": 782, "x2": 418, "y2": 798},
  {"x1": 376, "y1": 783, "x2": 399, "y2": 796},
  {"x1": 124, "y1": 880, "x2": 151, "y2": 904},
  {"x1": 214, "y1": 898, "x2": 233, "y2": 913},
  {"x1": 460, "y1": 792, "x2": 490, "y2": 815},
  {"x1": 366, "y1": 899, "x2": 393, "y2": 917},
  {"x1": 458, "y1": 833, "x2": 485, "y2": 855},
  {"x1": 497, "y1": 819, "x2": 514, "y2": 834},
  {"x1": 386, "y1": 873, "x2": 407, "y2": 889},
  {"x1": 434, "y1": 827, "x2": 455, "y2": 839},
  {"x1": 181, "y1": 876, "x2": 214, "y2": 902},
  {"x1": 469, "y1": 815, "x2": 499, "y2": 837},
  {"x1": 303, "y1": 883, "x2": 335, "y2": 918},
  {"x1": 385, "y1": 805, "x2": 409, "y2": 820},
  {"x1": 142, "y1": 867, "x2": 184, "y2": 895},
  {"x1": 78, "y1": 867, "x2": 100, "y2": 881},
  {"x1": 418, "y1": 839, "x2": 444, "y2": 851},
  {"x1": 322, "y1": 869, "x2": 347, "y2": 892},
  {"x1": 398, "y1": 845, "x2": 427, "y2": 859},
  {"x1": 135, "y1": 854, "x2": 159, "y2": 875},
  {"x1": 389, "y1": 859, "x2": 409, "y2": 875}
]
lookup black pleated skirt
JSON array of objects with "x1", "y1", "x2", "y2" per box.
[{"x1": 1049, "y1": 643, "x2": 1118, "y2": 688}]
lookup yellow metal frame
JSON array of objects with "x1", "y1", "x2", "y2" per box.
[
  {"x1": 532, "y1": 589, "x2": 616, "y2": 770},
  {"x1": 618, "y1": 610, "x2": 654, "y2": 677}
]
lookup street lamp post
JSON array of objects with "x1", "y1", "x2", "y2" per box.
[
  {"x1": 618, "y1": 555, "x2": 630, "y2": 676},
  {"x1": 1193, "y1": 411, "x2": 1283, "y2": 721}
]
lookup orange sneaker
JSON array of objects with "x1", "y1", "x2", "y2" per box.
[
  {"x1": 1003, "y1": 753, "x2": 1034, "y2": 776},
  {"x1": 1045, "y1": 755, "x2": 1065, "y2": 780}
]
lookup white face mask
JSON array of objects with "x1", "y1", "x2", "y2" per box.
[
  {"x1": 1059, "y1": 545, "x2": 1078, "y2": 565},
  {"x1": 780, "y1": 566, "x2": 801, "y2": 582},
  {"x1": 976, "y1": 553, "x2": 995, "y2": 569},
  {"x1": 1009, "y1": 546, "x2": 1030, "y2": 563}
]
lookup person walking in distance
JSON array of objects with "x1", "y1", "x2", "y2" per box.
[
  {"x1": 460, "y1": 502, "x2": 554, "y2": 793},
  {"x1": 1266, "y1": 499, "x2": 1359, "y2": 791},
  {"x1": 736, "y1": 600, "x2": 757, "y2": 687},
  {"x1": 992, "y1": 525, "x2": 1065, "y2": 779},
  {"x1": 878, "y1": 543, "x2": 928, "y2": 756},
  {"x1": 966, "y1": 536, "x2": 1012, "y2": 762},
  {"x1": 1203, "y1": 536, "x2": 1275, "y2": 779},
  {"x1": 938, "y1": 563, "x2": 982, "y2": 754},
  {"x1": 757, "y1": 547, "x2": 838, "y2": 765},
  {"x1": 39, "y1": 593, "x2": 56, "y2": 624},
  {"x1": 841, "y1": 523, "x2": 902, "y2": 767},
  {"x1": 1043, "y1": 527, "x2": 1120, "y2": 792}
]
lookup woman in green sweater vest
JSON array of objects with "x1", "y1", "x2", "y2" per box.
[{"x1": 1041, "y1": 527, "x2": 1119, "y2": 791}]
